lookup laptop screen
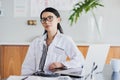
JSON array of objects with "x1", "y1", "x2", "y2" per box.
[{"x1": 81, "y1": 44, "x2": 110, "y2": 75}]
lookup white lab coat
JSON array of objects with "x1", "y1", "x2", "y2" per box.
[{"x1": 21, "y1": 32, "x2": 84, "y2": 75}]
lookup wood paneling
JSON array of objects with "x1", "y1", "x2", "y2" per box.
[
  {"x1": 0, "y1": 45, "x2": 120, "y2": 79},
  {"x1": 0, "y1": 46, "x2": 2, "y2": 80},
  {"x1": 106, "y1": 46, "x2": 120, "y2": 64},
  {"x1": 77, "y1": 46, "x2": 88, "y2": 58},
  {"x1": 77, "y1": 46, "x2": 120, "y2": 64},
  {"x1": 0, "y1": 45, "x2": 28, "y2": 79}
]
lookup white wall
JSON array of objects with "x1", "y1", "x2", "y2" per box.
[{"x1": 0, "y1": 0, "x2": 120, "y2": 45}]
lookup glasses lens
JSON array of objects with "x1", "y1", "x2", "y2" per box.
[
  {"x1": 47, "y1": 16, "x2": 53, "y2": 22},
  {"x1": 41, "y1": 16, "x2": 53, "y2": 23},
  {"x1": 40, "y1": 18, "x2": 45, "y2": 23}
]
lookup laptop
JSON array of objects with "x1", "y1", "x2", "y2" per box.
[{"x1": 55, "y1": 44, "x2": 110, "y2": 78}]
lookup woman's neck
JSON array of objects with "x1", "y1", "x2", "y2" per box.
[
  {"x1": 46, "y1": 30, "x2": 57, "y2": 46},
  {"x1": 47, "y1": 30, "x2": 57, "y2": 40}
]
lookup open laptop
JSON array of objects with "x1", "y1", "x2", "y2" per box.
[{"x1": 55, "y1": 44, "x2": 110, "y2": 78}]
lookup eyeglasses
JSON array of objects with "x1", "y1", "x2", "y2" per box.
[{"x1": 40, "y1": 16, "x2": 53, "y2": 23}]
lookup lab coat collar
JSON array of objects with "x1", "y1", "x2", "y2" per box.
[
  {"x1": 53, "y1": 32, "x2": 64, "y2": 50},
  {"x1": 42, "y1": 31, "x2": 64, "y2": 50}
]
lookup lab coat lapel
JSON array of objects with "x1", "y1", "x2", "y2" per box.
[
  {"x1": 41, "y1": 32, "x2": 64, "y2": 51},
  {"x1": 53, "y1": 32, "x2": 64, "y2": 50}
]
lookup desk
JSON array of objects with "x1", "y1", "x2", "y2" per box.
[{"x1": 2, "y1": 65, "x2": 120, "y2": 80}]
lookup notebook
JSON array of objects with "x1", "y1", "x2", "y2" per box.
[{"x1": 55, "y1": 44, "x2": 110, "y2": 78}]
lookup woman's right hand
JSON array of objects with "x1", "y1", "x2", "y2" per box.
[{"x1": 49, "y1": 62, "x2": 64, "y2": 72}]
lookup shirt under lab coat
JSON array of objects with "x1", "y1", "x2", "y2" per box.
[{"x1": 21, "y1": 32, "x2": 85, "y2": 75}]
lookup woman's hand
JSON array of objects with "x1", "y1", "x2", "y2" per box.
[{"x1": 49, "y1": 62, "x2": 64, "y2": 72}]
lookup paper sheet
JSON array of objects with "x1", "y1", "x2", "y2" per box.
[{"x1": 7, "y1": 75, "x2": 73, "y2": 80}]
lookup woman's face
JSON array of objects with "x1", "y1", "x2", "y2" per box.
[{"x1": 41, "y1": 12, "x2": 61, "y2": 33}]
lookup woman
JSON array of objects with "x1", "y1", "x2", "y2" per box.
[{"x1": 21, "y1": 7, "x2": 84, "y2": 75}]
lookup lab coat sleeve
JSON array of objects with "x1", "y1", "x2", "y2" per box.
[
  {"x1": 21, "y1": 41, "x2": 36, "y2": 75},
  {"x1": 61, "y1": 38, "x2": 85, "y2": 69}
]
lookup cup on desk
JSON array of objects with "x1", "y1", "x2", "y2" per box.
[{"x1": 110, "y1": 59, "x2": 120, "y2": 72}]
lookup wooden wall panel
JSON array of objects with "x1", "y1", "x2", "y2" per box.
[
  {"x1": 77, "y1": 46, "x2": 88, "y2": 58},
  {"x1": 78, "y1": 46, "x2": 120, "y2": 64},
  {"x1": 106, "y1": 47, "x2": 120, "y2": 64},
  {"x1": 0, "y1": 46, "x2": 2, "y2": 80},
  {"x1": 0, "y1": 45, "x2": 120, "y2": 79},
  {"x1": 0, "y1": 45, "x2": 28, "y2": 79}
]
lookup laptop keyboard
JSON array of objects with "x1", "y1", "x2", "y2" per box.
[{"x1": 70, "y1": 71, "x2": 82, "y2": 74}]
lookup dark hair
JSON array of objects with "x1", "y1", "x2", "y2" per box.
[{"x1": 40, "y1": 7, "x2": 64, "y2": 34}]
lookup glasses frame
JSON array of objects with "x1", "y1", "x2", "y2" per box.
[{"x1": 40, "y1": 16, "x2": 54, "y2": 23}]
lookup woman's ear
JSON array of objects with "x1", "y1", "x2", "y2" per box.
[{"x1": 57, "y1": 17, "x2": 61, "y2": 23}]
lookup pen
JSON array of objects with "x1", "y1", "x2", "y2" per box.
[{"x1": 21, "y1": 76, "x2": 28, "y2": 80}]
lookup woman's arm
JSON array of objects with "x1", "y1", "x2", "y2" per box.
[
  {"x1": 21, "y1": 41, "x2": 36, "y2": 75},
  {"x1": 61, "y1": 37, "x2": 85, "y2": 69}
]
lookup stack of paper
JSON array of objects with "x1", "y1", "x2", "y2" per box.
[
  {"x1": 7, "y1": 76, "x2": 58, "y2": 80},
  {"x1": 7, "y1": 75, "x2": 72, "y2": 80}
]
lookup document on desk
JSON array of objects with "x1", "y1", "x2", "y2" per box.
[{"x1": 7, "y1": 76, "x2": 58, "y2": 80}]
